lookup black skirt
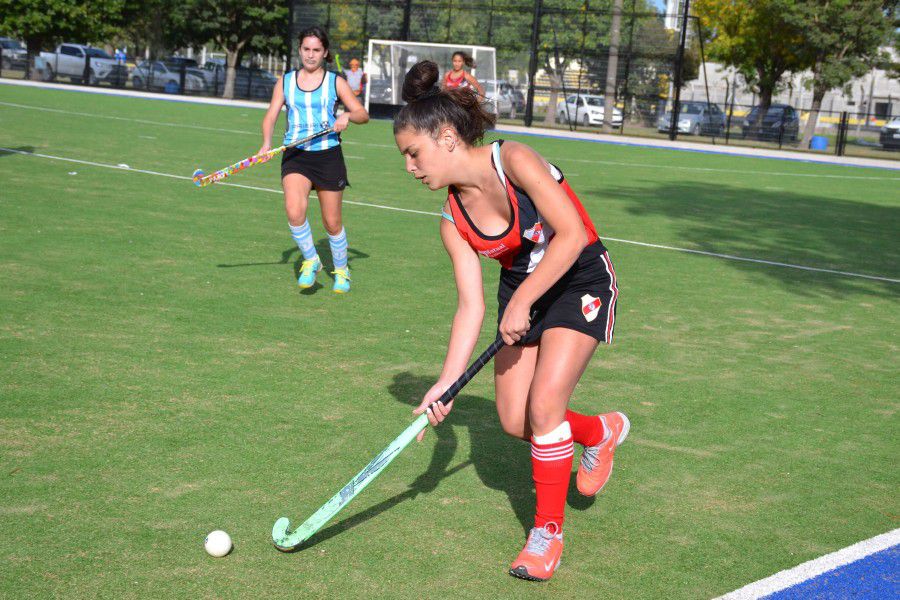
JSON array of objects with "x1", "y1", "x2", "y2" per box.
[{"x1": 281, "y1": 144, "x2": 349, "y2": 191}]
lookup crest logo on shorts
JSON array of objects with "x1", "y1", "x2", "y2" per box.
[{"x1": 581, "y1": 294, "x2": 602, "y2": 322}]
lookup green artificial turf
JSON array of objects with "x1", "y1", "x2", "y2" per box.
[{"x1": 1, "y1": 84, "x2": 898, "y2": 599}]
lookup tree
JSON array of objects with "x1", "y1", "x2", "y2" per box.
[
  {"x1": 0, "y1": 0, "x2": 124, "y2": 79},
  {"x1": 604, "y1": 0, "x2": 624, "y2": 131},
  {"x1": 788, "y1": 0, "x2": 896, "y2": 146},
  {"x1": 181, "y1": 0, "x2": 288, "y2": 99},
  {"x1": 120, "y1": 0, "x2": 187, "y2": 61},
  {"x1": 693, "y1": 0, "x2": 807, "y2": 123}
]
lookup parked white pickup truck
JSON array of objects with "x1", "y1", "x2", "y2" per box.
[{"x1": 40, "y1": 44, "x2": 128, "y2": 85}]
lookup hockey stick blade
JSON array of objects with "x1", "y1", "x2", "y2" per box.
[{"x1": 272, "y1": 336, "x2": 505, "y2": 551}]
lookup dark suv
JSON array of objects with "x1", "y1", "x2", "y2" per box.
[{"x1": 741, "y1": 104, "x2": 800, "y2": 142}]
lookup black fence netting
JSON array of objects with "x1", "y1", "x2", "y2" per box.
[{"x1": 1, "y1": 1, "x2": 896, "y2": 160}]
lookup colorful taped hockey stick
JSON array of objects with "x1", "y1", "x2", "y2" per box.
[
  {"x1": 192, "y1": 126, "x2": 333, "y2": 187},
  {"x1": 272, "y1": 336, "x2": 505, "y2": 551}
]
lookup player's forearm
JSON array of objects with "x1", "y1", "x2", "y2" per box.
[
  {"x1": 348, "y1": 107, "x2": 369, "y2": 125},
  {"x1": 440, "y1": 303, "x2": 485, "y2": 383}
]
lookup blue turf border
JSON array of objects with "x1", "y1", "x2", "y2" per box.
[{"x1": 763, "y1": 545, "x2": 899, "y2": 600}]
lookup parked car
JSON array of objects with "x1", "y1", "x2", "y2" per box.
[
  {"x1": 200, "y1": 58, "x2": 278, "y2": 100},
  {"x1": 741, "y1": 104, "x2": 800, "y2": 141},
  {"x1": 131, "y1": 60, "x2": 206, "y2": 93},
  {"x1": 0, "y1": 37, "x2": 27, "y2": 70},
  {"x1": 40, "y1": 44, "x2": 127, "y2": 85},
  {"x1": 556, "y1": 94, "x2": 623, "y2": 127},
  {"x1": 657, "y1": 101, "x2": 726, "y2": 135},
  {"x1": 482, "y1": 79, "x2": 523, "y2": 118},
  {"x1": 879, "y1": 117, "x2": 900, "y2": 150}
]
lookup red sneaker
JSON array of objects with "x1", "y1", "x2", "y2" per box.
[
  {"x1": 576, "y1": 412, "x2": 630, "y2": 496},
  {"x1": 509, "y1": 522, "x2": 564, "y2": 582}
]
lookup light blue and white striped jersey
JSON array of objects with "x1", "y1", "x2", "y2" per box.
[{"x1": 282, "y1": 70, "x2": 341, "y2": 150}]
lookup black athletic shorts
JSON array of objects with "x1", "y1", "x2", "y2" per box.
[
  {"x1": 281, "y1": 144, "x2": 349, "y2": 191},
  {"x1": 497, "y1": 241, "x2": 618, "y2": 345}
]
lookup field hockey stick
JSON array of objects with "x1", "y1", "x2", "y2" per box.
[
  {"x1": 191, "y1": 126, "x2": 333, "y2": 188},
  {"x1": 272, "y1": 336, "x2": 506, "y2": 551}
]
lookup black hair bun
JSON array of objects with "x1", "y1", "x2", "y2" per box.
[{"x1": 402, "y1": 60, "x2": 440, "y2": 103}]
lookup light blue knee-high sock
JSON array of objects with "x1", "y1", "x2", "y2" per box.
[
  {"x1": 289, "y1": 221, "x2": 318, "y2": 261},
  {"x1": 328, "y1": 227, "x2": 348, "y2": 270}
]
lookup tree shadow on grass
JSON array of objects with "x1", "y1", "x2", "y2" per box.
[
  {"x1": 590, "y1": 181, "x2": 900, "y2": 297},
  {"x1": 302, "y1": 371, "x2": 596, "y2": 549},
  {"x1": 0, "y1": 146, "x2": 35, "y2": 157}
]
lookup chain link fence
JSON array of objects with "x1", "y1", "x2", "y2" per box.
[{"x1": 1, "y1": 2, "x2": 897, "y2": 161}]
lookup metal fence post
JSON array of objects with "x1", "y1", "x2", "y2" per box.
[
  {"x1": 836, "y1": 111, "x2": 848, "y2": 156},
  {"x1": 524, "y1": 0, "x2": 543, "y2": 127},
  {"x1": 401, "y1": 0, "x2": 412, "y2": 40},
  {"x1": 83, "y1": 53, "x2": 91, "y2": 85},
  {"x1": 179, "y1": 63, "x2": 187, "y2": 94},
  {"x1": 777, "y1": 111, "x2": 785, "y2": 149}
]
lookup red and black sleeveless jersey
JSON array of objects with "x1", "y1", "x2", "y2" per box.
[{"x1": 446, "y1": 140, "x2": 602, "y2": 277}]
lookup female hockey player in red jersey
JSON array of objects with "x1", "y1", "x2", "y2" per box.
[{"x1": 394, "y1": 60, "x2": 629, "y2": 582}]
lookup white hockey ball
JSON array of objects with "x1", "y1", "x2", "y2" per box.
[{"x1": 204, "y1": 530, "x2": 232, "y2": 557}]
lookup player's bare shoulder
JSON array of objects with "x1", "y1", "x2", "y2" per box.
[{"x1": 500, "y1": 141, "x2": 551, "y2": 185}]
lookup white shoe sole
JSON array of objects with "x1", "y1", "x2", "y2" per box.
[{"x1": 615, "y1": 411, "x2": 631, "y2": 446}]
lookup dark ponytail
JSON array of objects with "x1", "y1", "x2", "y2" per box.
[
  {"x1": 393, "y1": 60, "x2": 495, "y2": 146},
  {"x1": 298, "y1": 26, "x2": 333, "y2": 64}
]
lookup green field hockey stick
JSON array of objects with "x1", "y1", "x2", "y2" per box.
[{"x1": 272, "y1": 336, "x2": 506, "y2": 551}]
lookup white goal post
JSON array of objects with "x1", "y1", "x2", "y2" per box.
[{"x1": 364, "y1": 39, "x2": 498, "y2": 112}]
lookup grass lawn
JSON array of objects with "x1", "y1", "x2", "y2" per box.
[{"x1": 1, "y1": 83, "x2": 898, "y2": 599}]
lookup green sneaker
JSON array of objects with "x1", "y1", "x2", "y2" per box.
[
  {"x1": 332, "y1": 267, "x2": 351, "y2": 294},
  {"x1": 298, "y1": 257, "x2": 322, "y2": 288}
]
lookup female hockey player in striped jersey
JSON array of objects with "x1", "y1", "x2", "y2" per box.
[
  {"x1": 393, "y1": 60, "x2": 629, "y2": 582},
  {"x1": 259, "y1": 26, "x2": 368, "y2": 293}
]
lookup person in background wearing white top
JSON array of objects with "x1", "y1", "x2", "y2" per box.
[{"x1": 259, "y1": 26, "x2": 368, "y2": 293}]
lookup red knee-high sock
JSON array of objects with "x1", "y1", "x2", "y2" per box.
[
  {"x1": 531, "y1": 422, "x2": 574, "y2": 530},
  {"x1": 566, "y1": 409, "x2": 605, "y2": 447}
]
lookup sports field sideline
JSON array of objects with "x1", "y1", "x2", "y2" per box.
[{"x1": 1, "y1": 83, "x2": 897, "y2": 598}]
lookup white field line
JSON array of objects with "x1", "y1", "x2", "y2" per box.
[
  {"x1": 2, "y1": 100, "x2": 898, "y2": 179},
  {"x1": 715, "y1": 528, "x2": 900, "y2": 600},
  {"x1": 0, "y1": 100, "x2": 398, "y2": 147},
  {"x1": 0, "y1": 147, "x2": 438, "y2": 217},
  {"x1": 600, "y1": 237, "x2": 900, "y2": 283},
  {"x1": 3, "y1": 146, "x2": 898, "y2": 284}
]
